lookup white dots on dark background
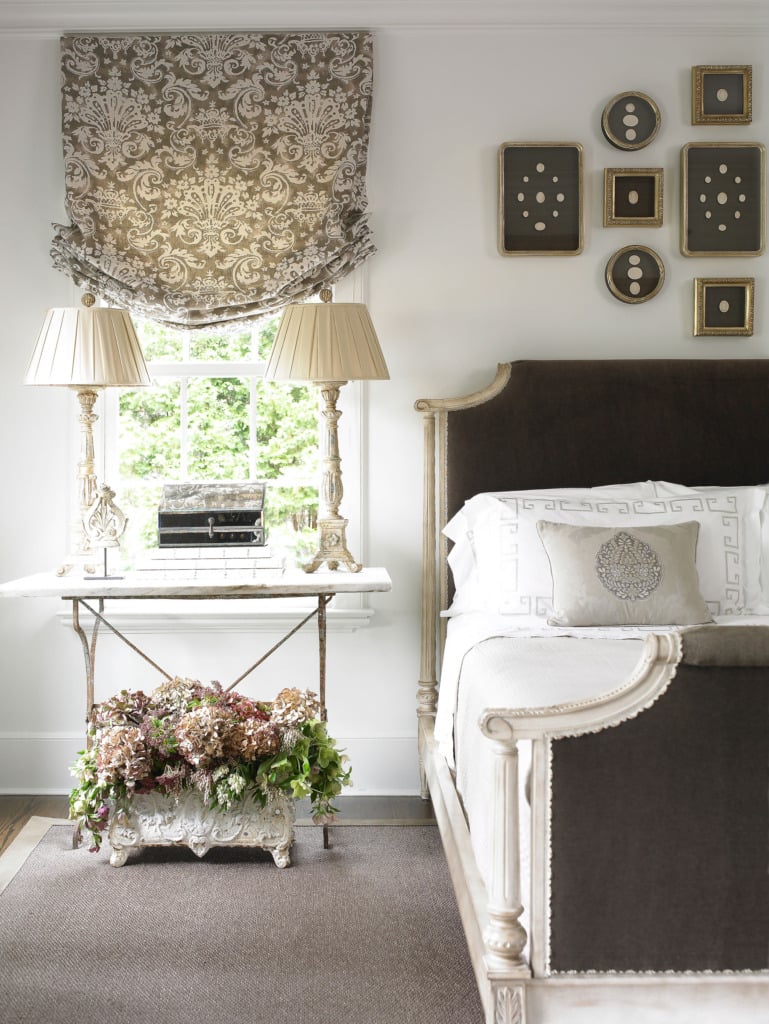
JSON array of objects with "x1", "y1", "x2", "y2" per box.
[
  {"x1": 514, "y1": 161, "x2": 569, "y2": 232},
  {"x1": 697, "y1": 162, "x2": 749, "y2": 235},
  {"x1": 622, "y1": 102, "x2": 638, "y2": 142}
]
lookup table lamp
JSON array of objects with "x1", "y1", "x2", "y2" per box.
[
  {"x1": 24, "y1": 293, "x2": 151, "y2": 574},
  {"x1": 264, "y1": 288, "x2": 389, "y2": 573}
]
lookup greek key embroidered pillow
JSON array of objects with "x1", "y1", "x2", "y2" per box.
[{"x1": 536, "y1": 520, "x2": 713, "y2": 627}]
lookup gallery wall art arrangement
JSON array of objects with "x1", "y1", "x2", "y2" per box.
[{"x1": 498, "y1": 64, "x2": 762, "y2": 332}]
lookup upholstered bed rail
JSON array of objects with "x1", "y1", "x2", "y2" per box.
[
  {"x1": 548, "y1": 626, "x2": 769, "y2": 974},
  {"x1": 681, "y1": 623, "x2": 769, "y2": 666}
]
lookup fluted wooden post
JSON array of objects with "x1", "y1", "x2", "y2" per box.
[
  {"x1": 482, "y1": 725, "x2": 529, "y2": 1024},
  {"x1": 415, "y1": 405, "x2": 439, "y2": 798},
  {"x1": 481, "y1": 730, "x2": 528, "y2": 969}
]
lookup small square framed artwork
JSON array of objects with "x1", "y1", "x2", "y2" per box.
[
  {"x1": 498, "y1": 142, "x2": 583, "y2": 255},
  {"x1": 604, "y1": 168, "x2": 663, "y2": 227},
  {"x1": 692, "y1": 65, "x2": 752, "y2": 125},
  {"x1": 681, "y1": 142, "x2": 765, "y2": 256},
  {"x1": 693, "y1": 278, "x2": 754, "y2": 336}
]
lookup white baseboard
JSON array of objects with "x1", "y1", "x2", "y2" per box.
[{"x1": 0, "y1": 733, "x2": 421, "y2": 795}]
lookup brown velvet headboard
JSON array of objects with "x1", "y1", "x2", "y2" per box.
[{"x1": 445, "y1": 360, "x2": 769, "y2": 521}]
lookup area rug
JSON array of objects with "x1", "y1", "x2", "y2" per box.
[{"x1": 0, "y1": 818, "x2": 483, "y2": 1024}]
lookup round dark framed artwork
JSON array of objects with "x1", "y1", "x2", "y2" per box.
[
  {"x1": 602, "y1": 92, "x2": 661, "y2": 151},
  {"x1": 606, "y1": 245, "x2": 665, "y2": 304}
]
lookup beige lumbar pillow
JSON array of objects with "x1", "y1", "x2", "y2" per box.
[{"x1": 536, "y1": 519, "x2": 713, "y2": 627}]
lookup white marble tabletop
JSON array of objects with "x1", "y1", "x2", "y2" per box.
[{"x1": 0, "y1": 567, "x2": 392, "y2": 600}]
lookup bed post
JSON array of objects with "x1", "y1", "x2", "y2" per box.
[
  {"x1": 481, "y1": 720, "x2": 530, "y2": 1023},
  {"x1": 414, "y1": 365, "x2": 513, "y2": 800},
  {"x1": 415, "y1": 403, "x2": 440, "y2": 798}
]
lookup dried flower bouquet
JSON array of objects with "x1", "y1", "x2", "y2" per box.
[{"x1": 69, "y1": 677, "x2": 351, "y2": 852}]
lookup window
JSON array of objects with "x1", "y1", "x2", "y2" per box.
[{"x1": 109, "y1": 315, "x2": 320, "y2": 568}]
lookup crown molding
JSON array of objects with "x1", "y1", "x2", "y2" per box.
[{"x1": 0, "y1": 0, "x2": 766, "y2": 35}]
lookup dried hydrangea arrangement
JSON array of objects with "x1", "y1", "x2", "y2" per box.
[{"x1": 69, "y1": 678, "x2": 351, "y2": 852}]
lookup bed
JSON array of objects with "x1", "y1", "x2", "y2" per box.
[{"x1": 414, "y1": 360, "x2": 769, "y2": 1024}]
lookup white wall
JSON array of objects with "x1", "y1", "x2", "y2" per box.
[{"x1": 0, "y1": 0, "x2": 767, "y2": 793}]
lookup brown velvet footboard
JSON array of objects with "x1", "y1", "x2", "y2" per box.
[{"x1": 549, "y1": 626, "x2": 769, "y2": 974}]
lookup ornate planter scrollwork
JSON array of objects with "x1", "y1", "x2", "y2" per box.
[{"x1": 108, "y1": 790, "x2": 295, "y2": 868}]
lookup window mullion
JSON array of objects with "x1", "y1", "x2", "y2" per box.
[
  {"x1": 180, "y1": 331, "x2": 190, "y2": 479},
  {"x1": 180, "y1": 377, "x2": 189, "y2": 478},
  {"x1": 249, "y1": 376, "x2": 258, "y2": 481}
]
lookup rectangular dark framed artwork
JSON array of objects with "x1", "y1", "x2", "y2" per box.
[
  {"x1": 604, "y1": 168, "x2": 663, "y2": 227},
  {"x1": 694, "y1": 277, "x2": 754, "y2": 336},
  {"x1": 692, "y1": 65, "x2": 752, "y2": 125},
  {"x1": 498, "y1": 142, "x2": 583, "y2": 255},
  {"x1": 681, "y1": 143, "x2": 765, "y2": 256}
]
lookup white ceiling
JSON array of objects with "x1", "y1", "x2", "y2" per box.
[{"x1": 0, "y1": 0, "x2": 766, "y2": 34}]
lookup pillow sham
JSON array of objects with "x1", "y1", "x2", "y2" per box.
[
  {"x1": 444, "y1": 482, "x2": 658, "y2": 616},
  {"x1": 536, "y1": 520, "x2": 713, "y2": 627},
  {"x1": 445, "y1": 484, "x2": 761, "y2": 619},
  {"x1": 648, "y1": 481, "x2": 765, "y2": 613}
]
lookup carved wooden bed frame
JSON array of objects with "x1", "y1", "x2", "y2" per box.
[{"x1": 415, "y1": 360, "x2": 769, "y2": 1024}]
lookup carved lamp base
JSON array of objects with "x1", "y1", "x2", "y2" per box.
[{"x1": 303, "y1": 516, "x2": 362, "y2": 573}]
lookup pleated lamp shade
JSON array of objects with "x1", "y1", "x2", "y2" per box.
[
  {"x1": 265, "y1": 302, "x2": 389, "y2": 382},
  {"x1": 25, "y1": 306, "x2": 151, "y2": 388}
]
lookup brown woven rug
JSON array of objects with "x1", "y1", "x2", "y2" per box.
[{"x1": 0, "y1": 819, "x2": 483, "y2": 1024}]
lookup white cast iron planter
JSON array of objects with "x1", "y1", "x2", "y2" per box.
[{"x1": 108, "y1": 789, "x2": 295, "y2": 868}]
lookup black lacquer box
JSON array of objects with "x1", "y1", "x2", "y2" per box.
[{"x1": 158, "y1": 483, "x2": 266, "y2": 547}]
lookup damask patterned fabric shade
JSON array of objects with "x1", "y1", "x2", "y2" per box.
[{"x1": 50, "y1": 32, "x2": 375, "y2": 331}]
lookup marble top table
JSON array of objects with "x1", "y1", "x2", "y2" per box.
[{"x1": 0, "y1": 567, "x2": 392, "y2": 600}]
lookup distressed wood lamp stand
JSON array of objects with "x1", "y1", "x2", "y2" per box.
[
  {"x1": 263, "y1": 287, "x2": 389, "y2": 573},
  {"x1": 23, "y1": 293, "x2": 151, "y2": 576}
]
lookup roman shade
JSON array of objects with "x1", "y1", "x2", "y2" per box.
[{"x1": 50, "y1": 32, "x2": 375, "y2": 331}]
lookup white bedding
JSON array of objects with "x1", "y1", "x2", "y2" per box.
[
  {"x1": 436, "y1": 611, "x2": 769, "y2": 768},
  {"x1": 445, "y1": 620, "x2": 646, "y2": 916}
]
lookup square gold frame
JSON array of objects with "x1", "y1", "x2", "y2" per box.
[
  {"x1": 692, "y1": 65, "x2": 752, "y2": 125},
  {"x1": 693, "y1": 277, "x2": 754, "y2": 336},
  {"x1": 604, "y1": 168, "x2": 663, "y2": 227}
]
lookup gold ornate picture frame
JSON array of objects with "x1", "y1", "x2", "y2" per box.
[
  {"x1": 692, "y1": 65, "x2": 752, "y2": 125},
  {"x1": 693, "y1": 277, "x2": 754, "y2": 336},
  {"x1": 498, "y1": 142, "x2": 583, "y2": 255},
  {"x1": 604, "y1": 168, "x2": 663, "y2": 227},
  {"x1": 681, "y1": 142, "x2": 765, "y2": 256}
]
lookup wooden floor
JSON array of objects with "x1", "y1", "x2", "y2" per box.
[{"x1": 0, "y1": 793, "x2": 435, "y2": 857}]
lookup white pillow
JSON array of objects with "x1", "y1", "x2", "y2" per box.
[
  {"x1": 445, "y1": 483, "x2": 763, "y2": 619},
  {"x1": 444, "y1": 482, "x2": 659, "y2": 616},
  {"x1": 648, "y1": 481, "x2": 765, "y2": 613}
]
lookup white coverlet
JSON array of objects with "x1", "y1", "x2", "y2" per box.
[
  {"x1": 448, "y1": 626, "x2": 644, "y2": 909},
  {"x1": 436, "y1": 612, "x2": 769, "y2": 768},
  {"x1": 437, "y1": 613, "x2": 655, "y2": 768}
]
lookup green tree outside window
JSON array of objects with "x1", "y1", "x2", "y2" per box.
[{"x1": 116, "y1": 317, "x2": 319, "y2": 566}]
